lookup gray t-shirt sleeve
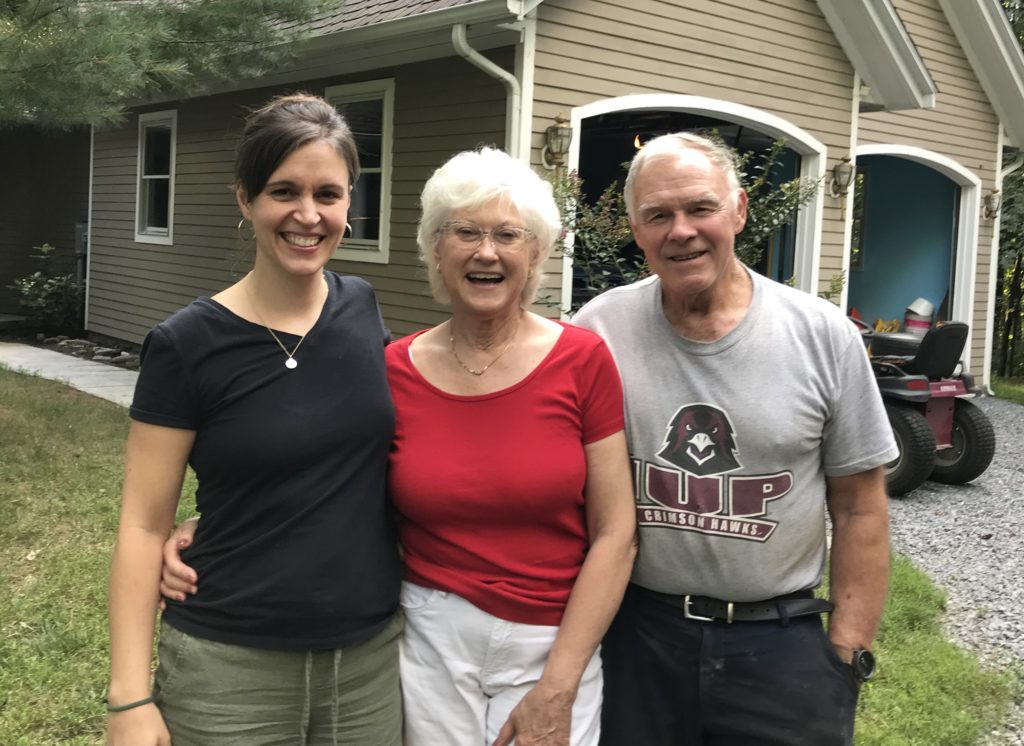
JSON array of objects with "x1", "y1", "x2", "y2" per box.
[{"x1": 821, "y1": 323, "x2": 899, "y2": 477}]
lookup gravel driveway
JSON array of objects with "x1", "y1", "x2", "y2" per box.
[{"x1": 887, "y1": 395, "x2": 1024, "y2": 745}]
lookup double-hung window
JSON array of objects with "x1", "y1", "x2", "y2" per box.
[
  {"x1": 326, "y1": 79, "x2": 394, "y2": 264},
  {"x1": 134, "y1": 110, "x2": 177, "y2": 245}
]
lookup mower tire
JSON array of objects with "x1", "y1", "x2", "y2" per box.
[
  {"x1": 884, "y1": 403, "x2": 936, "y2": 497},
  {"x1": 930, "y1": 399, "x2": 996, "y2": 485}
]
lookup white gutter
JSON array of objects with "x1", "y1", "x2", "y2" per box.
[
  {"x1": 452, "y1": 23, "x2": 522, "y2": 159},
  {"x1": 512, "y1": 12, "x2": 537, "y2": 164}
]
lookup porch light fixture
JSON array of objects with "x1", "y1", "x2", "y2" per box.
[
  {"x1": 984, "y1": 189, "x2": 1001, "y2": 220},
  {"x1": 829, "y1": 156, "x2": 856, "y2": 198},
  {"x1": 541, "y1": 112, "x2": 572, "y2": 171}
]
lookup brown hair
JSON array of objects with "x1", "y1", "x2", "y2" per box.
[{"x1": 234, "y1": 93, "x2": 359, "y2": 201}]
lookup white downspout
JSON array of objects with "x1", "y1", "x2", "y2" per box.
[{"x1": 451, "y1": 23, "x2": 522, "y2": 159}]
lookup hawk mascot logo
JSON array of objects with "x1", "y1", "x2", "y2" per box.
[{"x1": 657, "y1": 403, "x2": 741, "y2": 476}]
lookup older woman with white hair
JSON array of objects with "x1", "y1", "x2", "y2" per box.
[
  {"x1": 159, "y1": 146, "x2": 636, "y2": 745},
  {"x1": 387, "y1": 147, "x2": 636, "y2": 746}
]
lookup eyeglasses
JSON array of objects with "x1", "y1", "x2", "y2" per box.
[{"x1": 440, "y1": 220, "x2": 535, "y2": 253}]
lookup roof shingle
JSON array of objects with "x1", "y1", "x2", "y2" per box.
[{"x1": 309, "y1": 0, "x2": 484, "y2": 35}]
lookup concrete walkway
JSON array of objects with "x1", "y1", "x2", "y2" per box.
[{"x1": 0, "y1": 341, "x2": 137, "y2": 407}]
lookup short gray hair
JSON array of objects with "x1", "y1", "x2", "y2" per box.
[
  {"x1": 624, "y1": 132, "x2": 743, "y2": 217},
  {"x1": 417, "y1": 147, "x2": 561, "y2": 305}
]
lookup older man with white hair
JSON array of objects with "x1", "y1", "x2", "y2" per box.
[{"x1": 574, "y1": 132, "x2": 896, "y2": 745}]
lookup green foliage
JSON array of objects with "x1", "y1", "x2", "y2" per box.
[
  {"x1": 992, "y1": 376, "x2": 1024, "y2": 405},
  {"x1": 1004, "y1": 0, "x2": 1024, "y2": 38},
  {"x1": 0, "y1": 368, "x2": 196, "y2": 744},
  {"x1": 995, "y1": 166, "x2": 1024, "y2": 377},
  {"x1": 784, "y1": 269, "x2": 846, "y2": 302},
  {"x1": 8, "y1": 243, "x2": 83, "y2": 333},
  {"x1": 553, "y1": 171, "x2": 647, "y2": 313},
  {"x1": 0, "y1": 0, "x2": 341, "y2": 129},
  {"x1": 818, "y1": 270, "x2": 847, "y2": 302},
  {"x1": 734, "y1": 139, "x2": 823, "y2": 267},
  {"x1": 995, "y1": 3, "x2": 1024, "y2": 376}
]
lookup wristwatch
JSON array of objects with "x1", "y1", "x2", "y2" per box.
[{"x1": 850, "y1": 648, "x2": 877, "y2": 682}]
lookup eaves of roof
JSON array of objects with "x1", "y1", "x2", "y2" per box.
[
  {"x1": 937, "y1": 0, "x2": 1024, "y2": 149},
  {"x1": 130, "y1": 0, "x2": 526, "y2": 106},
  {"x1": 307, "y1": 0, "x2": 499, "y2": 36},
  {"x1": 815, "y1": 0, "x2": 937, "y2": 112},
  {"x1": 301, "y1": 0, "x2": 529, "y2": 44}
]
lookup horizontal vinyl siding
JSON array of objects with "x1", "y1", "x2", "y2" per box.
[
  {"x1": 858, "y1": 0, "x2": 1000, "y2": 373},
  {"x1": 532, "y1": 0, "x2": 856, "y2": 301},
  {"x1": 333, "y1": 53, "x2": 509, "y2": 338},
  {"x1": 88, "y1": 54, "x2": 509, "y2": 343}
]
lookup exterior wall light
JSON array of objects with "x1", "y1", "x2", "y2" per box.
[
  {"x1": 983, "y1": 189, "x2": 1001, "y2": 220},
  {"x1": 829, "y1": 156, "x2": 856, "y2": 198},
  {"x1": 541, "y1": 112, "x2": 572, "y2": 171}
]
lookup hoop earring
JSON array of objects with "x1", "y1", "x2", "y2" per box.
[
  {"x1": 237, "y1": 218, "x2": 255, "y2": 243},
  {"x1": 343, "y1": 222, "x2": 353, "y2": 239}
]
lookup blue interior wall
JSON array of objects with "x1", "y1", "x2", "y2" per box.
[{"x1": 848, "y1": 156, "x2": 957, "y2": 325}]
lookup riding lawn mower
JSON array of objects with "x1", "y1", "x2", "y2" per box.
[{"x1": 853, "y1": 320, "x2": 996, "y2": 497}]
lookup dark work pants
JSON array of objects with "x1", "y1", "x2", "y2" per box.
[{"x1": 599, "y1": 584, "x2": 860, "y2": 746}]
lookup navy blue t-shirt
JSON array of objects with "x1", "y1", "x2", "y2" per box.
[{"x1": 130, "y1": 272, "x2": 401, "y2": 650}]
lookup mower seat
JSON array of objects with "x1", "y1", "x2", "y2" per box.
[{"x1": 871, "y1": 322, "x2": 968, "y2": 379}]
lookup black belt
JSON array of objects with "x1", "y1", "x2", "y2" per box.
[{"x1": 636, "y1": 585, "x2": 833, "y2": 623}]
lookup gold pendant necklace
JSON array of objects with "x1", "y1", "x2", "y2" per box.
[
  {"x1": 245, "y1": 276, "x2": 320, "y2": 370},
  {"x1": 448, "y1": 315, "x2": 521, "y2": 376}
]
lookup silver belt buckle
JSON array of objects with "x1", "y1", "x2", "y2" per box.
[
  {"x1": 683, "y1": 595, "x2": 716, "y2": 621},
  {"x1": 683, "y1": 595, "x2": 734, "y2": 623}
]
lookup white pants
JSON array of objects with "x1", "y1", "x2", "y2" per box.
[{"x1": 399, "y1": 582, "x2": 602, "y2": 746}]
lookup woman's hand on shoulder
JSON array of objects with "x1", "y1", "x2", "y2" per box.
[
  {"x1": 492, "y1": 682, "x2": 572, "y2": 746},
  {"x1": 106, "y1": 703, "x2": 171, "y2": 746},
  {"x1": 159, "y1": 517, "x2": 199, "y2": 602}
]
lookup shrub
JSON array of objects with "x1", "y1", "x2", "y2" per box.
[{"x1": 8, "y1": 244, "x2": 84, "y2": 334}]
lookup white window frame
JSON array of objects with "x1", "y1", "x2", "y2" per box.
[
  {"x1": 134, "y1": 110, "x2": 177, "y2": 245},
  {"x1": 325, "y1": 79, "x2": 394, "y2": 264}
]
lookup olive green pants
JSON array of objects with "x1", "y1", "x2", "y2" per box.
[{"x1": 154, "y1": 614, "x2": 402, "y2": 746}]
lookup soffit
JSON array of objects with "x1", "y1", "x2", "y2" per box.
[
  {"x1": 815, "y1": 0, "x2": 937, "y2": 111},
  {"x1": 938, "y1": 0, "x2": 1024, "y2": 148}
]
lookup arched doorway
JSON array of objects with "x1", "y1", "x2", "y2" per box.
[
  {"x1": 562, "y1": 94, "x2": 826, "y2": 309},
  {"x1": 852, "y1": 145, "x2": 980, "y2": 365}
]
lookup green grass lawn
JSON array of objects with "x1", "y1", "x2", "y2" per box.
[
  {"x1": 0, "y1": 367, "x2": 195, "y2": 745},
  {"x1": 854, "y1": 556, "x2": 1014, "y2": 745},
  {"x1": 0, "y1": 366, "x2": 1014, "y2": 744},
  {"x1": 992, "y1": 376, "x2": 1024, "y2": 406}
]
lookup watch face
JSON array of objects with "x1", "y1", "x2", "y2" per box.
[{"x1": 853, "y1": 649, "x2": 876, "y2": 681}]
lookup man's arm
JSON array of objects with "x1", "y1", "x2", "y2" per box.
[{"x1": 825, "y1": 466, "x2": 889, "y2": 660}]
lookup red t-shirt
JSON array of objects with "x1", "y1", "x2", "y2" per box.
[{"x1": 386, "y1": 322, "x2": 625, "y2": 626}]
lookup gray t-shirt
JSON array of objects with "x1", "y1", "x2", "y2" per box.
[{"x1": 573, "y1": 269, "x2": 897, "y2": 600}]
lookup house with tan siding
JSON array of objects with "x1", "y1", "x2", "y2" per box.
[{"x1": 35, "y1": 0, "x2": 1024, "y2": 386}]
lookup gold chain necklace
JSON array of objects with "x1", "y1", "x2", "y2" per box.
[
  {"x1": 244, "y1": 277, "x2": 322, "y2": 370},
  {"x1": 448, "y1": 315, "x2": 521, "y2": 376}
]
